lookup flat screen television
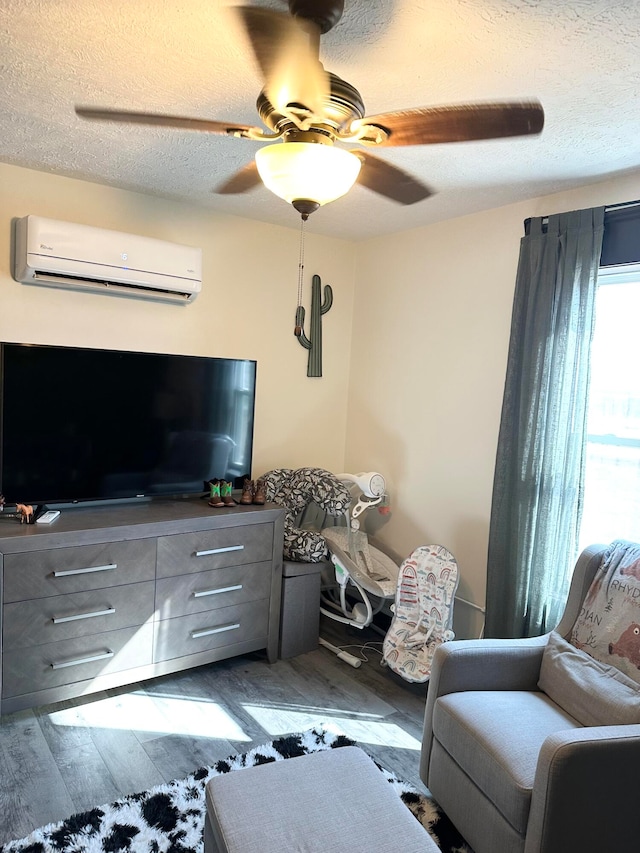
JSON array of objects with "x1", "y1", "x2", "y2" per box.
[{"x1": 0, "y1": 342, "x2": 257, "y2": 507}]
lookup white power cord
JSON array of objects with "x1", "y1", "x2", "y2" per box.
[
  {"x1": 318, "y1": 638, "x2": 385, "y2": 668},
  {"x1": 318, "y1": 637, "x2": 362, "y2": 668}
]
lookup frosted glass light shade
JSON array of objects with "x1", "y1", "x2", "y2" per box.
[{"x1": 255, "y1": 142, "x2": 361, "y2": 206}]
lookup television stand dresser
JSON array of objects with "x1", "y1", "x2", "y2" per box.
[{"x1": 0, "y1": 499, "x2": 285, "y2": 714}]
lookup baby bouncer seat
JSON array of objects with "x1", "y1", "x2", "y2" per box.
[{"x1": 382, "y1": 545, "x2": 459, "y2": 683}]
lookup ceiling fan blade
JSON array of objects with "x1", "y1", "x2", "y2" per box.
[
  {"x1": 355, "y1": 101, "x2": 544, "y2": 147},
  {"x1": 75, "y1": 106, "x2": 264, "y2": 139},
  {"x1": 215, "y1": 162, "x2": 262, "y2": 195},
  {"x1": 234, "y1": 6, "x2": 329, "y2": 120},
  {"x1": 356, "y1": 151, "x2": 434, "y2": 205}
]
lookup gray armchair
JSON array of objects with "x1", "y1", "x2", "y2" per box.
[{"x1": 419, "y1": 544, "x2": 640, "y2": 853}]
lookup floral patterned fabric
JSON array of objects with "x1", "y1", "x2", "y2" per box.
[{"x1": 260, "y1": 467, "x2": 351, "y2": 562}]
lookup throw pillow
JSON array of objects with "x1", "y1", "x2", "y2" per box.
[
  {"x1": 538, "y1": 631, "x2": 640, "y2": 726},
  {"x1": 570, "y1": 539, "x2": 640, "y2": 684}
]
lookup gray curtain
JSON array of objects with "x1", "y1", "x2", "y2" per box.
[{"x1": 485, "y1": 207, "x2": 605, "y2": 638}]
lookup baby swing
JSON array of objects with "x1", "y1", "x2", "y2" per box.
[
  {"x1": 319, "y1": 474, "x2": 459, "y2": 681},
  {"x1": 319, "y1": 474, "x2": 395, "y2": 612},
  {"x1": 257, "y1": 466, "x2": 459, "y2": 679}
]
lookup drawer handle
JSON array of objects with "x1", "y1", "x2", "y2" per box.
[
  {"x1": 52, "y1": 607, "x2": 116, "y2": 624},
  {"x1": 191, "y1": 623, "x2": 240, "y2": 639},
  {"x1": 53, "y1": 563, "x2": 117, "y2": 577},
  {"x1": 194, "y1": 545, "x2": 244, "y2": 557},
  {"x1": 193, "y1": 584, "x2": 242, "y2": 598},
  {"x1": 51, "y1": 649, "x2": 115, "y2": 670}
]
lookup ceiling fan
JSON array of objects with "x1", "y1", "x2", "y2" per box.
[{"x1": 75, "y1": 0, "x2": 544, "y2": 219}]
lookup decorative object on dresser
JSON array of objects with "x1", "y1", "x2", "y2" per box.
[
  {"x1": 15, "y1": 503, "x2": 34, "y2": 524},
  {"x1": 239, "y1": 478, "x2": 267, "y2": 506},
  {"x1": 0, "y1": 499, "x2": 285, "y2": 714},
  {"x1": 0, "y1": 498, "x2": 36, "y2": 524}
]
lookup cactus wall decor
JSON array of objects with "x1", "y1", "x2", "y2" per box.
[{"x1": 294, "y1": 273, "x2": 333, "y2": 377}]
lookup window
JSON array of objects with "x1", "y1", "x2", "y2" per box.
[
  {"x1": 228, "y1": 360, "x2": 256, "y2": 475},
  {"x1": 579, "y1": 264, "x2": 640, "y2": 548}
]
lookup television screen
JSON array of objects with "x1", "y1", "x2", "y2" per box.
[{"x1": 0, "y1": 343, "x2": 256, "y2": 506}]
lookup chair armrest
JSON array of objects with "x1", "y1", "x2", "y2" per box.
[
  {"x1": 526, "y1": 725, "x2": 640, "y2": 853},
  {"x1": 428, "y1": 635, "x2": 549, "y2": 695},
  {"x1": 420, "y1": 635, "x2": 548, "y2": 784}
]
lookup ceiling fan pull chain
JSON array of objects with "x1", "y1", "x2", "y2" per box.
[{"x1": 294, "y1": 217, "x2": 306, "y2": 336}]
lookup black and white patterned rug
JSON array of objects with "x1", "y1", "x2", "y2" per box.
[{"x1": 0, "y1": 725, "x2": 472, "y2": 853}]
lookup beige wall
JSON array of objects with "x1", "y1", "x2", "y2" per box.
[
  {"x1": 0, "y1": 163, "x2": 357, "y2": 476},
  {"x1": 4, "y1": 160, "x2": 640, "y2": 640},
  {"x1": 349, "y1": 170, "x2": 640, "y2": 639}
]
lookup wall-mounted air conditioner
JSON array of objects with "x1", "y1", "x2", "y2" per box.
[{"x1": 12, "y1": 216, "x2": 202, "y2": 304}]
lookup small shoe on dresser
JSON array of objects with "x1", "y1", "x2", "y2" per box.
[
  {"x1": 220, "y1": 480, "x2": 237, "y2": 506},
  {"x1": 240, "y1": 478, "x2": 254, "y2": 505},
  {"x1": 208, "y1": 480, "x2": 225, "y2": 508},
  {"x1": 253, "y1": 478, "x2": 266, "y2": 505}
]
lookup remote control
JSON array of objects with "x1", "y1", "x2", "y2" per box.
[{"x1": 36, "y1": 510, "x2": 61, "y2": 524}]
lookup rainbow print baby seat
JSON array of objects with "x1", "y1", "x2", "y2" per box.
[{"x1": 382, "y1": 544, "x2": 459, "y2": 683}]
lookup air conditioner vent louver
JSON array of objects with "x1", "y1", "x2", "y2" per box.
[
  {"x1": 13, "y1": 216, "x2": 202, "y2": 304},
  {"x1": 31, "y1": 270, "x2": 192, "y2": 302}
]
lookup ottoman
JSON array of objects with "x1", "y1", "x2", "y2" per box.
[{"x1": 204, "y1": 745, "x2": 439, "y2": 852}]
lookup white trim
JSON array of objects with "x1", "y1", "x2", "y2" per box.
[{"x1": 598, "y1": 262, "x2": 640, "y2": 284}]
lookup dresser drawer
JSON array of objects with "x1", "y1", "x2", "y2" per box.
[
  {"x1": 3, "y1": 580, "x2": 155, "y2": 650},
  {"x1": 2, "y1": 623, "x2": 154, "y2": 699},
  {"x1": 3, "y1": 539, "x2": 156, "y2": 603},
  {"x1": 156, "y1": 523, "x2": 273, "y2": 578},
  {"x1": 153, "y1": 600, "x2": 269, "y2": 663},
  {"x1": 155, "y1": 562, "x2": 271, "y2": 621}
]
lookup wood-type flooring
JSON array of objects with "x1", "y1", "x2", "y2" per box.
[{"x1": 0, "y1": 617, "x2": 429, "y2": 845}]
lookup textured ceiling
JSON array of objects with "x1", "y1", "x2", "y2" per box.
[{"x1": 2, "y1": 0, "x2": 640, "y2": 240}]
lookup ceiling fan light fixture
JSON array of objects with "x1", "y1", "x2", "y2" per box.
[{"x1": 255, "y1": 141, "x2": 361, "y2": 210}]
